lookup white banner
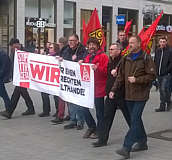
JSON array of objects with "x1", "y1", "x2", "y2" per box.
[{"x1": 13, "y1": 50, "x2": 94, "y2": 108}]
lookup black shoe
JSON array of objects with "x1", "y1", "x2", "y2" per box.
[
  {"x1": 167, "y1": 103, "x2": 172, "y2": 111},
  {"x1": 76, "y1": 124, "x2": 84, "y2": 130},
  {"x1": 63, "y1": 115, "x2": 70, "y2": 121},
  {"x1": 83, "y1": 128, "x2": 95, "y2": 138},
  {"x1": 155, "y1": 104, "x2": 166, "y2": 112},
  {"x1": 64, "y1": 123, "x2": 77, "y2": 129},
  {"x1": 22, "y1": 110, "x2": 35, "y2": 116},
  {"x1": 92, "y1": 140, "x2": 107, "y2": 147},
  {"x1": 38, "y1": 112, "x2": 50, "y2": 117},
  {"x1": 155, "y1": 107, "x2": 165, "y2": 112},
  {"x1": 51, "y1": 117, "x2": 63, "y2": 124},
  {"x1": 0, "y1": 111, "x2": 11, "y2": 119},
  {"x1": 131, "y1": 143, "x2": 148, "y2": 152},
  {"x1": 116, "y1": 147, "x2": 130, "y2": 159}
]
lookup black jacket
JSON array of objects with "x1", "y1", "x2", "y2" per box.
[
  {"x1": 60, "y1": 43, "x2": 87, "y2": 62},
  {"x1": 106, "y1": 55, "x2": 124, "y2": 99},
  {"x1": 0, "y1": 49, "x2": 12, "y2": 83},
  {"x1": 154, "y1": 46, "x2": 172, "y2": 76}
]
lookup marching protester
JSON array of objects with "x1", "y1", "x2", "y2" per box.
[
  {"x1": 39, "y1": 43, "x2": 60, "y2": 117},
  {"x1": 59, "y1": 33, "x2": 87, "y2": 130},
  {"x1": 92, "y1": 43, "x2": 131, "y2": 147},
  {"x1": 51, "y1": 37, "x2": 70, "y2": 124},
  {"x1": 0, "y1": 49, "x2": 12, "y2": 115},
  {"x1": 80, "y1": 37, "x2": 108, "y2": 139},
  {"x1": 1, "y1": 38, "x2": 35, "y2": 119},
  {"x1": 116, "y1": 30, "x2": 129, "y2": 50},
  {"x1": 109, "y1": 36, "x2": 156, "y2": 159},
  {"x1": 154, "y1": 36, "x2": 172, "y2": 112}
]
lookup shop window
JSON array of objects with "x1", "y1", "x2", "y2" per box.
[{"x1": 25, "y1": 0, "x2": 56, "y2": 53}]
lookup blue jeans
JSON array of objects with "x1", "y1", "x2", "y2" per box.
[
  {"x1": 158, "y1": 75, "x2": 171, "y2": 105},
  {"x1": 82, "y1": 97, "x2": 105, "y2": 133},
  {"x1": 123, "y1": 100, "x2": 147, "y2": 151},
  {"x1": 0, "y1": 81, "x2": 11, "y2": 111},
  {"x1": 68, "y1": 103, "x2": 85, "y2": 126}
]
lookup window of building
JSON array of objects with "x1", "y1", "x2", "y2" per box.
[
  {"x1": 64, "y1": 1, "x2": 76, "y2": 38},
  {"x1": 0, "y1": 0, "x2": 16, "y2": 53},
  {"x1": 80, "y1": 9, "x2": 93, "y2": 42},
  {"x1": 118, "y1": 8, "x2": 138, "y2": 36}
]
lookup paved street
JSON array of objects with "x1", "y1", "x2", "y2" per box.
[{"x1": 0, "y1": 83, "x2": 172, "y2": 160}]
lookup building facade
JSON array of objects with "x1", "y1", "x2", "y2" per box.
[{"x1": 1, "y1": 0, "x2": 172, "y2": 53}]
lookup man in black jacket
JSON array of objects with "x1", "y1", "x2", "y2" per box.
[
  {"x1": 1, "y1": 38, "x2": 35, "y2": 119},
  {"x1": 92, "y1": 43, "x2": 131, "y2": 147},
  {"x1": 0, "y1": 49, "x2": 12, "y2": 113},
  {"x1": 60, "y1": 34, "x2": 87, "y2": 130},
  {"x1": 154, "y1": 36, "x2": 172, "y2": 112}
]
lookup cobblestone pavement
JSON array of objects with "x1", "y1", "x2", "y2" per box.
[{"x1": 0, "y1": 83, "x2": 172, "y2": 160}]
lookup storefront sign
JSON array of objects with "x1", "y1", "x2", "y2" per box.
[
  {"x1": 116, "y1": 15, "x2": 125, "y2": 25},
  {"x1": 13, "y1": 50, "x2": 94, "y2": 109},
  {"x1": 25, "y1": 18, "x2": 56, "y2": 28},
  {"x1": 156, "y1": 25, "x2": 172, "y2": 32}
]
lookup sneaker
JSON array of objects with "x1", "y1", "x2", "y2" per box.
[
  {"x1": 92, "y1": 140, "x2": 107, "y2": 147},
  {"x1": 51, "y1": 117, "x2": 63, "y2": 124},
  {"x1": 38, "y1": 112, "x2": 50, "y2": 117},
  {"x1": 0, "y1": 111, "x2": 11, "y2": 119},
  {"x1": 64, "y1": 123, "x2": 77, "y2": 129},
  {"x1": 83, "y1": 128, "x2": 95, "y2": 139},
  {"x1": 131, "y1": 143, "x2": 148, "y2": 152},
  {"x1": 116, "y1": 147, "x2": 130, "y2": 159},
  {"x1": 22, "y1": 110, "x2": 35, "y2": 116}
]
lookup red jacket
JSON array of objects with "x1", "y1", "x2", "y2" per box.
[{"x1": 84, "y1": 49, "x2": 108, "y2": 97}]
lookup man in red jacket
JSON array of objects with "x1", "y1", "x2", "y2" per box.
[{"x1": 80, "y1": 37, "x2": 108, "y2": 140}]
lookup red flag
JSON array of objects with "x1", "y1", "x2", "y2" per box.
[
  {"x1": 124, "y1": 20, "x2": 132, "y2": 36},
  {"x1": 84, "y1": 8, "x2": 106, "y2": 51},
  {"x1": 82, "y1": 19, "x2": 88, "y2": 46},
  {"x1": 140, "y1": 11, "x2": 163, "y2": 54}
]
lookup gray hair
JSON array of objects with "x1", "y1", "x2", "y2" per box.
[{"x1": 110, "y1": 42, "x2": 122, "y2": 50}]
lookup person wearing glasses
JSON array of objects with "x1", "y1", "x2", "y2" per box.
[
  {"x1": 39, "y1": 43, "x2": 60, "y2": 117},
  {"x1": 92, "y1": 43, "x2": 131, "y2": 147},
  {"x1": 59, "y1": 34, "x2": 87, "y2": 130}
]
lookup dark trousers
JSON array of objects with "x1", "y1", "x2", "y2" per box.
[
  {"x1": 123, "y1": 100, "x2": 147, "y2": 151},
  {"x1": 158, "y1": 75, "x2": 171, "y2": 105},
  {"x1": 10, "y1": 86, "x2": 34, "y2": 113},
  {"x1": 41, "y1": 92, "x2": 58, "y2": 114},
  {"x1": 0, "y1": 82, "x2": 11, "y2": 111},
  {"x1": 83, "y1": 97, "x2": 104, "y2": 133},
  {"x1": 99, "y1": 96, "x2": 131, "y2": 143}
]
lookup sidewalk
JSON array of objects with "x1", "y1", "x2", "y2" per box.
[{"x1": 0, "y1": 84, "x2": 172, "y2": 160}]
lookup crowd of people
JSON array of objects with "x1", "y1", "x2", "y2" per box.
[{"x1": 0, "y1": 30, "x2": 172, "y2": 159}]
